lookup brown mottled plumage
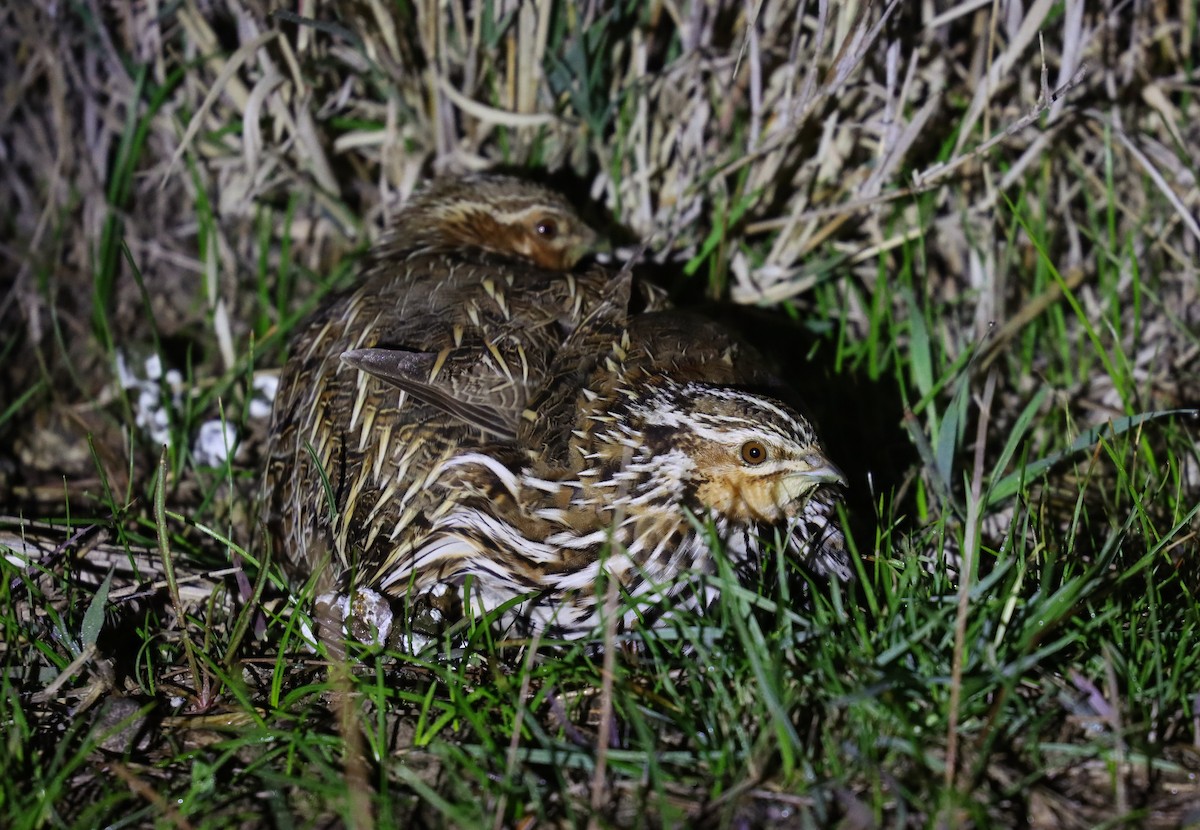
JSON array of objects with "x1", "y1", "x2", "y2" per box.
[
  {"x1": 346, "y1": 304, "x2": 848, "y2": 644},
  {"x1": 264, "y1": 173, "x2": 847, "y2": 649},
  {"x1": 369, "y1": 174, "x2": 600, "y2": 271},
  {"x1": 262, "y1": 174, "x2": 661, "y2": 598}
]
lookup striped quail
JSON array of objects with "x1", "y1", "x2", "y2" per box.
[
  {"x1": 262, "y1": 174, "x2": 664, "y2": 607},
  {"x1": 266, "y1": 173, "x2": 847, "y2": 649},
  {"x1": 344, "y1": 293, "x2": 850, "y2": 645}
]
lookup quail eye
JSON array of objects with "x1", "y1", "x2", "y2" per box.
[
  {"x1": 740, "y1": 440, "x2": 768, "y2": 465},
  {"x1": 535, "y1": 217, "x2": 559, "y2": 239}
]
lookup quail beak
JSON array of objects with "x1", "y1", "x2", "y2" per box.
[
  {"x1": 585, "y1": 229, "x2": 609, "y2": 254},
  {"x1": 567, "y1": 226, "x2": 604, "y2": 266},
  {"x1": 792, "y1": 452, "x2": 846, "y2": 487},
  {"x1": 778, "y1": 453, "x2": 845, "y2": 517}
]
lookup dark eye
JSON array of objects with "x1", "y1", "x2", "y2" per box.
[
  {"x1": 740, "y1": 440, "x2": 768, "y2": 465},
  {"x1": 535, "y1": 217, "x2": 559, "y2": 239}
]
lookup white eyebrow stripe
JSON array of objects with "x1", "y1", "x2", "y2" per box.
[
  {"x1": 487, "y1": 204, "x2": 562, "y2": 225},
  {"x1": 685, "y1": 425, "x2": 789, "y2": 446},
  {"x1": 636, "y1": 405, "x2": 803, "y2": 445}
]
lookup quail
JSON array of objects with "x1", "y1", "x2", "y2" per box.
[
  {"x1": 343, "y1": 297, "x2": 850, "y2": 644},
  {"x1": 262, "y1": 174, "x2": 664, "y2": 601},
  {"x1": 266, "y1": 173, "x2": 847, "y2": 649}
]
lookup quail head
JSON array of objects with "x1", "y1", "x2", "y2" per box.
[{"x1": 371, "y1": 174, "x2": 600, "y2": 271}]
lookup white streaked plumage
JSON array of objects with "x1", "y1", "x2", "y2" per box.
[{"x1": 359, "y1": 374, "x2": 848, "y2": 644}]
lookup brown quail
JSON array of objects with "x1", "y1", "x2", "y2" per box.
[
  {"x1": 343, "y1": 295, "x2": 850, "y2": 645},
  {"x1": 261, "y1": 174, "x2": 664, "y2": 605},
  {"x1": 267, "y1": 173, "x2": 847, "y2": 649}
]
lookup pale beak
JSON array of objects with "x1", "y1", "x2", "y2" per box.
[
  {"x1": 780, "y1": 453, "x2": 845, "y2": 518},
  {"x1": 795, "y1": 452, "x2": 846, "y2": 487}
]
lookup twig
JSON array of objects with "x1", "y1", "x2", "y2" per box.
[
  {"x1": 108, "y1": 760, "x2": 197, "y2": 830},
  {"x1": 913, "y1": 64, "x2": 1090, "y2": 189}
]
